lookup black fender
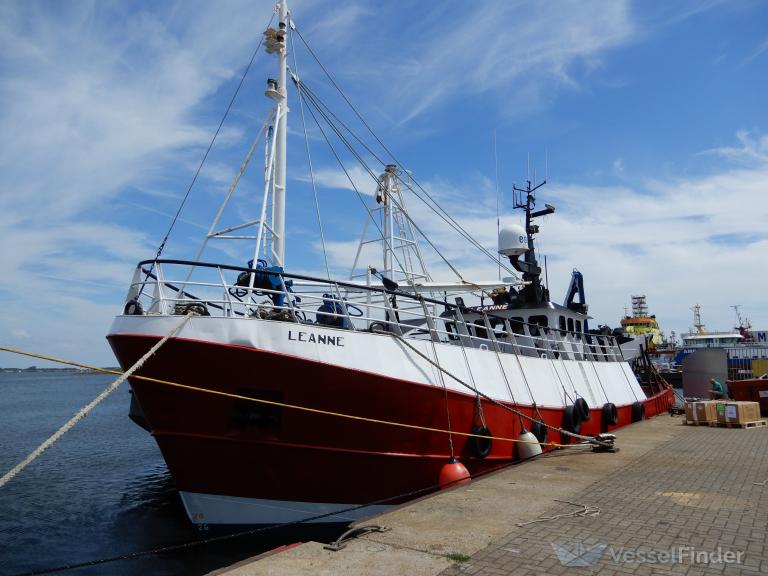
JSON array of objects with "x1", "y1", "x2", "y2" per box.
[
  {"x1": 601, "y1": 402, "x2": 619, "y2": 427},
  {"x1": 123, "y1": 299, "x2": 143, "y2": 315},
  {"x1": 574, "y1": 397, "x2": 591, "y2": 422},
  {"x1": 562, "y1": 404, "x2": 582, "y2": 435},
  {"x1": 530, "y1": 420, "x2": 548, "y2": 444},
  {"x1": 469, "y1": 425, "x2": 492, "y2": 458},
  {"x1": 631, "y1": 401, "x2": 645, "y2": 423}
]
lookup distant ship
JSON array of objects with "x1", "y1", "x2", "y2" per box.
[
  {"x1": 620, "y1": 295, "x2": 665, "y2": 347},
  {"x1": 676, "y1": 304, "x2": 768, "y2": 380}
]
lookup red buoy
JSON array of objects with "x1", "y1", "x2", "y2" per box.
[{"x1": 438, "y1": 458, "x2": 471, "y2": 490}]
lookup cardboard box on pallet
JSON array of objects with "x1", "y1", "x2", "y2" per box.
[
  {"x1": 724, "y1": 401, "x2": 761, "y2": 425},
  {"x1": 684, "y1": 402, "x2": 696, "y2": 423},
  {"x1": 715, "y1": 401, "x2": 728, "y2": 424},
  {"x1": 694, "y1": 401, "x2": 722, "y2": 423}
]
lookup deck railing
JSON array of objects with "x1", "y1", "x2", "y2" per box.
[{"x1": 122, "y1": 260, "x2": 625, "y2": 363}]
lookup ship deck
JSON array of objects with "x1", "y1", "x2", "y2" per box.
[{"x1": 213, "y1": 413, "x2": 768, "y2": 575}]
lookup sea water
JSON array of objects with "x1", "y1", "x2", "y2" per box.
[{"x1": 0, "y1": 372, "x2": 341, "y2": 575}]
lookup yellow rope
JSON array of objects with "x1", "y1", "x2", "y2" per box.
[{"x1": 0, "y1": 343, "x2": 572, "y2": 449}]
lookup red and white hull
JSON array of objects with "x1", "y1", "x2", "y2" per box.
[{"x1": 108, "y1": 314, "x2": 674, "y2": 525}]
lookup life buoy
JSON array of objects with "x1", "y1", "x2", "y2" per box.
[
  {"x1": 574, "y1": 397, "x2": 591, "y2": 422},
  {"x1": 631, "y1": 401, "x2": 645, "y2": 423},
  {"x1": 530, "y1": 420, "x2": 548, "y2": 444},
  {"x1": 469, "y1": 425, "x2": 492, "y2": 458},
  {"x1": 563, "y1": 404, "x2": 582, "y2": 435},
  {"x1": 601, "y1": 402, "x2": 618, "y2": 427}
]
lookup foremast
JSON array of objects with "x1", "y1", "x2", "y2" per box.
[
  {"x1": 271, "y1": 0, "x2": 289, "y2": 267},
  {"x1": 181, "y1": 1, "x2": 290, "y2": 284}
]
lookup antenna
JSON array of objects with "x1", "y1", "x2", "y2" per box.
[
  {"x1": 494, "y1": 130, "x2": 501, "y2": 280},
  {"x1": 527, "y1": 152, "x2": 530, "y2": 181}
]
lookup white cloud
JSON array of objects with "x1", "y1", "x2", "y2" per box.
[
  {"x1": 612, "y1": 158, "x2": 626, "y2": 177},
  {"x1": 376, "y1": 0, "x2": 635, "y2": 122},
  {"x1": 700, "y1": 130, "x2": 768, "y2": 165},
  {"x1": 295, "y1": 165, "x2": 376, "y2": 194}
]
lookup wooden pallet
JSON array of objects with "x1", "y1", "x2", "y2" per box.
[
  {"x1": 708, "y1": 420, "x2": 767, "y2": 429},
  {"x1": 684, "y1": 420, "x2": 711, "y2": 426}
]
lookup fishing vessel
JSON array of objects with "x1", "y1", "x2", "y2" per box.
[{"x1": 107, "y1": 0, "x2": 674, "y2": 526}]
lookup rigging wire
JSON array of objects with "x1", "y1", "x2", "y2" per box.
[
  {"x1": 293, "y1": 79, "x2": 473, "y2": 287},
  {"x1": 292, "y1": 79, "x2": 419, "y2": 289},
  {"x1": 289, "y1": 29, "x2": 331, "y2": 281},
  {"x1": 297, "y1": 73, "x2": 514, "y2": 279},
  {"x1": 292, "y1": 24, "x2": 516, "y2": 277}
]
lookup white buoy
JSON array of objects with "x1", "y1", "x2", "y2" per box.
[{"x1": 518, "y1": 429, "x2": 543, "y2": 459}]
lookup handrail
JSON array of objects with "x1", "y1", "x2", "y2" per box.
[{"x1": 124, "y1": 259, "x2": 625, "y2": 363}]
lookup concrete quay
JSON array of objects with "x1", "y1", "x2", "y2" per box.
[{"x1": 212, "y1": 415, "x2": 768, "y2": 576}]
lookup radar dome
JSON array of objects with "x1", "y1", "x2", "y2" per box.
[{"x1": 498, "y1": 224, "x2": 528, "y2": 256}]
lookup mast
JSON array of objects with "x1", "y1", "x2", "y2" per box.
[
  {"x1": 272, "y1": 0, "x2": 289, "y2": 267},
  {"x1": 692, "y1": 304, "x2": 706, "y2": 335},
  {"x1": 510, "y1": 179, "x2": 553, "y2": 305}
]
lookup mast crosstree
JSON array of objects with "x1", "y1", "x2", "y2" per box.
[{"x1": 350, "y1": 165, "x2": 431, "y2": 287}]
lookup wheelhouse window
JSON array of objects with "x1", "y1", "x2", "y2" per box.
[
  {"x1": 510, "y1": 317, "x2": 525, "y2": 335},
  {"x1": 559, "y1": 315, "x2": 566, "y2": 332},
  {"x1": 473, "y1": 320, "x2": 488, "y2": 340},
  {"x1": 567, "y1": 318, "x2": 574, "y2": 332},
  {"x1": 528, "y1": 315, "x2": 548, "y2": 337}
]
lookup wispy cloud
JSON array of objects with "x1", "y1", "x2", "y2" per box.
[
  {"x1": 699, "y1": 130, "x2": 768, "y2": 165},
  {"x1": 295, "y1": 165, "x2": 377, "y2": 194},
  {"x1": 741, "y1": 36, "x2": 768, "y2": 66},
  {"x1": 0, "y1": 1, "x2": 271, "y2": 365},
  {"x1": 373, "y1": 0, "x2": 636, "y2": 122}
]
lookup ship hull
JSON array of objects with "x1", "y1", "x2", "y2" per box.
[
  {"x1": 728, "y1": 378, "x2": 768, "y2": 415},
  {"x1": 108, "y1": 315, "x2": 674, "y2": 525}
]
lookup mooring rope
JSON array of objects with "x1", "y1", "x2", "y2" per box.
[
  {"x1": 0, "y1": 313, "x2": 194, "y2": 489},
  {"x1": 0, "y1": 343, "x2": 577, "y2": 451}
]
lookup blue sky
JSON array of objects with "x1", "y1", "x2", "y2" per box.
[{"x1": 1, "y1": 0, "x2": 767, "y2": 367}]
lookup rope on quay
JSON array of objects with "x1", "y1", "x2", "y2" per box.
[
  {"x1": 0, "y1": 312, "x2": 194, "y2": 490},
  {"x1": 515, "y1": 499, "x2": 600, "y2": 527},
  {"x1": 0, "y1": 344, "x2": 576, "y2": 450}
]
